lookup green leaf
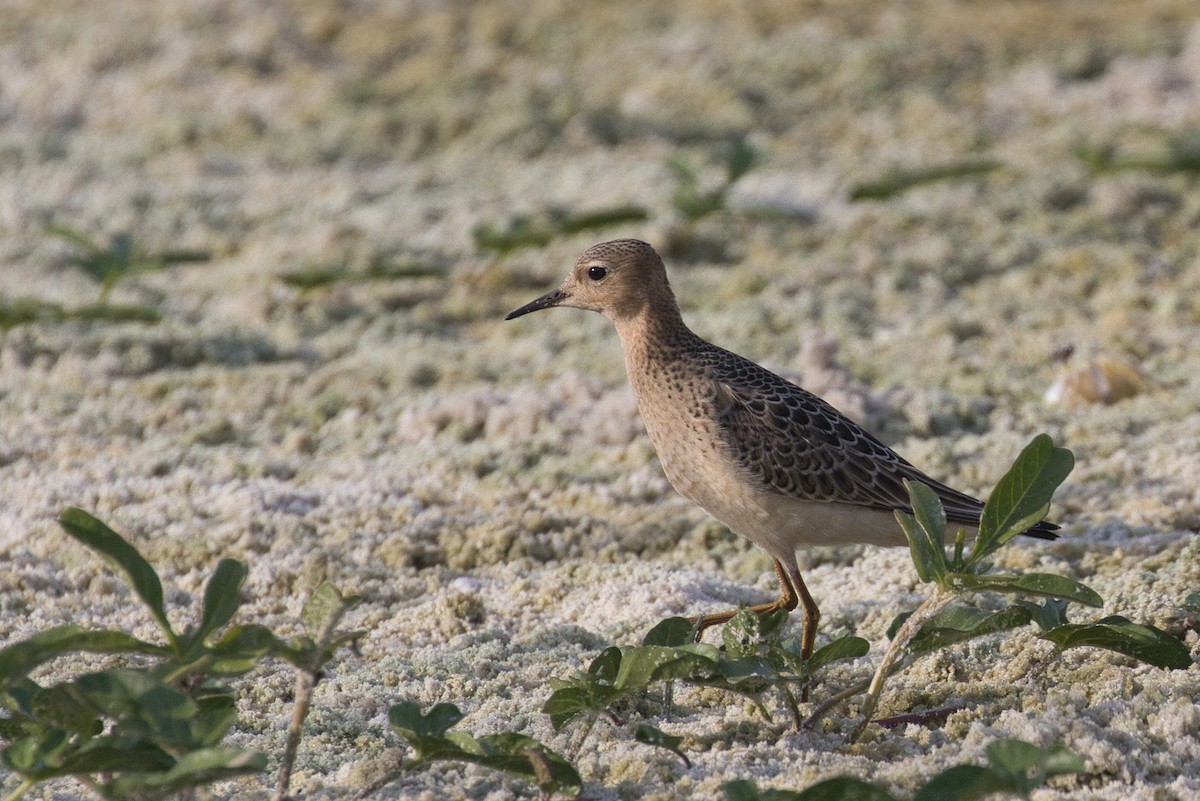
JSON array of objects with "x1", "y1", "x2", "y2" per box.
[
  {"x1": 1, "y1": 676, "x2": 39, "y2": 716},
  {"x1": 1017, "y1": 598, "x2": 1071, "y2": 631},
  {"x1": 1033, "y1": 743, "x2": 1087, "y2": 777},
  {"x1": 984, "y1": 733, "x2": 1051, "y2": 777},
  {"x1": 724, "y1": 137, "x2": 760, "y2": 183},
  {"x1": 948, "y1": 572, "x2": 1102, "y2": 606},
  {"x1": 324, "y1": 628, "x2": 367, "y2": 654},
  {"x1": 986, "y1": 739, "x2": 1084, "y2": 784},
  {"x1": 206, "y1": 624, "x2": 293, "y2": 674},
  {"x1": 103, "y1": 746, "x2": 266, "y2": 800},
  {"x1": 191, "y1": 694, "x2": 238, "y2": 748},
  {"x1": 4, "y1": 734, "x2": 175, "y2": 780},
  {"x1": 800, "y1": 778, "x2": 898, "y2": 801},
  {"x1": 0, "y1": 296, "x2": 65, "y2": 330},
  {"x1": 1040, "y1": 615, "x2": 1193, "y2": 669},
  {"x1": 0, "y1": 626, "x2": 164, "y2": 690},
  {"x1": 614, "y1": 644, "x2": 719, "y2": 691},
  {"x1": 712, "y1": 653, "x2": 778, "y2": 690},
  {"x1": 724, "y1": 776, "x2": 897, "y2": 801},
  {"x1": 886, "y1": 610, "x2": 912, "y2": 641},
  {"x1": 389, "y1": 706, "x2": 581, "y2": 797},
  {"x1": 2, "y1": 730, "x2": 66, "y2": 777},
  {"x1": 76, "y1": 670, "x2": 201, "y2": 747},
  {"x1": 558, "y1": 205, "x2": 650, "y2": 235},
  {"x1": 180, "y1": 559, "x2": 248, "y2": 656},
  {"x1": 156, "y1": 249, "x2": 212, "y2": 265},
  {"x1": 30, "y1": 684, "x2": 101, "y2": 736},
  {"x1": 848, "y1": 159, "x2": 1000, "y2": 202},
  {"x1": 898, "y1": 480, "x2": 949, "y2": 584},
  {"x1": 905, "y1": 606, "x2": 1033, "y2": 657},
  {"x1": 974, "y1": 435, "x2": 1073, "y2": 563},
  {"x1": 543, "y1": 647, "x2": 625, "y2": 731},
  {"x1": 724, "y1": 779, "x2": 802, "y2": 801},
  {"x1": 465, "y1": 733, "x2": 582, "y2": 797},
  {"x1": 1184, "y1": 591, "x2": 1200, "y2": 612},
  {"x1": 914, "y1": 739, "x2": 1082, "y2": 801},
  {"x1": 723, "y1": 608, "x2": 784, "y2": 659},
  {"x1": 302, "y1": 582, "x2": 363, "y2": 643},
  {"x1": 58, "y1": 509, "x2": 176, "y2": 646},
  {"x1": 665, "y1": 155, "x2": 699, "y2": 185},
  {"x1": 281, "y1": 265, "x2": 346, "y2": 290},
  {"x1": 634, "y1": 723, "x2": 690, "y2": 767},
  {"x1": 589, "y1": 645, "x2": 623, "y2": 681},
  {"x1": 807, "y1": 635, "x2": 871, "y2": 674},
  {"x1": 284, "y1": 583, "x2": 364, "y2": 672},
  {"x1": 472, "y1": 217, "x2": 553, "y2": 255},
  {"x1": 61, "y1": 740, "x2": 177, "y2": 776},
  {"x1": 388, "y1": 701, "x2": 465, "y2": 740},
  {"x1": 75, "y1": 669, "x2": 194, "y2": 719},
  {"x1": 642, "y1": 617, "x2": 696, "y2": 647},
  {"x1": 542, "y1": 687, "x2": 598, "y2": 731},
  {"x1": 758, "y1": 608, "x2": 790, "y2": 640},
  {"x1": 69, "y1": 303, "x2": 161, "y2": 324},
  {"x1": 912, "y1": 765, "x2": 1010, "y2": 801},
  {"x1": 46, "y1": 222, "x2": 103, "y2": 254}
]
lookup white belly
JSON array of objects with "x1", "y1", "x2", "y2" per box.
[{"x1": 641, "y1": 400, "x2": 908, "y2": 561}]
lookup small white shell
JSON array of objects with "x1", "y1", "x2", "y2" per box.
[
  {"x1": 1045, "y1": 357, "x2": 1152, "y2": 409},
  {"x1": 451, "y1": 576, "x2": 482, "y2": 594}
]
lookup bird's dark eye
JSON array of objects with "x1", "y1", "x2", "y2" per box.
[{"x1": 586, "y1": 265, "x2": 608, "y2": 281}]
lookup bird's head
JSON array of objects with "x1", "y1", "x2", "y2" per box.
[{"x1": 505, "y1": 239, "x2": 673, "y2": 324}]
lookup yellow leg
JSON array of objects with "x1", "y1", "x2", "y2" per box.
[
  {"x1": 689, "y1": 558, "x2": 822, "y2": 701},
  {"x1": 690, "y1": 558, "x2": 799, "y2": 633},
  {"x1": 784, "y1": 562, "x2": 820, "y2": 702},
  {"x1": 785, "y1": 564, "x2": 820, "y2": 660}
]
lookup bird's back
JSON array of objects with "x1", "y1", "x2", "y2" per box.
[{"x1": 688, "y1": 339, "x2": 1059, "y2": 540}]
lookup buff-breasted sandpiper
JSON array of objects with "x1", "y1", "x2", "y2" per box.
[{"x1": 506, "y1": 239, "x2": 1057, "y2": 667}]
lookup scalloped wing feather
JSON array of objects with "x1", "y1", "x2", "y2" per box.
[{"x1": 700, "y1": 346, "x2": 1013, "y2": 529}]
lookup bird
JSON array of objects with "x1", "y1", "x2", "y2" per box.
[{"x1": 505, "y1": 239, "x2": 1057, "y2": 670}]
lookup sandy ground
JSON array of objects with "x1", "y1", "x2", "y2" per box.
[{"x1": 1, "y1": 1, "x2": 1199, "y2": 799}]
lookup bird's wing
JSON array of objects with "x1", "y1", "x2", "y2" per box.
[{"x1": 703, "y1": 349, "x2": 988, "y2": 526}]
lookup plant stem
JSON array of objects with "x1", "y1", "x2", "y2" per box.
[
  {"x1": 803, "y1": 677, "x2": 871, "y2": 728},
  {"x1": 851, "y1": 587, "x2": 954, "y2": 742},
  {"x1": 274, "y1": 667, "x2": 317, "y2": 801},
  {"x1": 778, "y1": 684, "x2": 801, "y2": 731},
  {"x1": 566, "y1": 713, "x2": 599, "y2": 762},
  {"x1": 2, "y1": 779, "x2": 35, "y2": 801},
  {"x1": 874, "y1": 704, "x2": 965, "y2": 729}
]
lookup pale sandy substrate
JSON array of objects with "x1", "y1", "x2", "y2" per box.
[{"x1": 1, "y1": 2, "x2": 1199, "y2": 800}]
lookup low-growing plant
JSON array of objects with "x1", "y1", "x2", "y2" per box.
[
  {"x1": 46, "y1": 223, "x2": 211, "y2": 303},
  {"x1": 0, "y1": 296, "x2": 160, "y2": 330},
  {"x1": 528, "y1": 434, "x2": 1191, "y2": 757},
  {"x1": 666, "y1": 136, "x2": 759, "y2": 223},
  {"x1": 473, "y1": 205, "x2": 650, "y2": 257},
  {"x1": 836, "y1": 434, "x2": 1191, "y2": 740},
  {"x1": 724, "y1": 738, "x2": 1084, "y2": 801},
  {"x1": 660, "y1": 136, "x2": 763, "y2": 260},
  {"x1": 384, "y1": 701, "x2": 582, "y2": 800},
  {"x1": 279, "y1": 264, "x2": 351, "y2": 292},
  {"x1": 0, "y1": 509, "x2": 362, "y2": 801},
  {"x1": 280, "y1": 256, "x2": 446, "y2": 292},
  {"x1": 848, "y1": 159, "x2": 1001, "y2": 201},
  {"x1": 543, "y1": 611, "x2": 867, "y2": 751},
  {"x1": 376, "y1": 614, "x2": 866, "y2": 797},
  {"x1": 1077, "y1": 131, "x2": 1200, "y2": 174},
  {"x1": 274, "y1": 583, "x2": 363, "y2": 801},
  {"x1": 361, "y1": 435, "x2": 1186, "y2": 798},
  {"x1": 0, "y1": 297, "x2": 63, "y2": 330}
]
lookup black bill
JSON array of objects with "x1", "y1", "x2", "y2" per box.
[{"x1": 505, "y1": 289, "x2": 567, "y2": 320}]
